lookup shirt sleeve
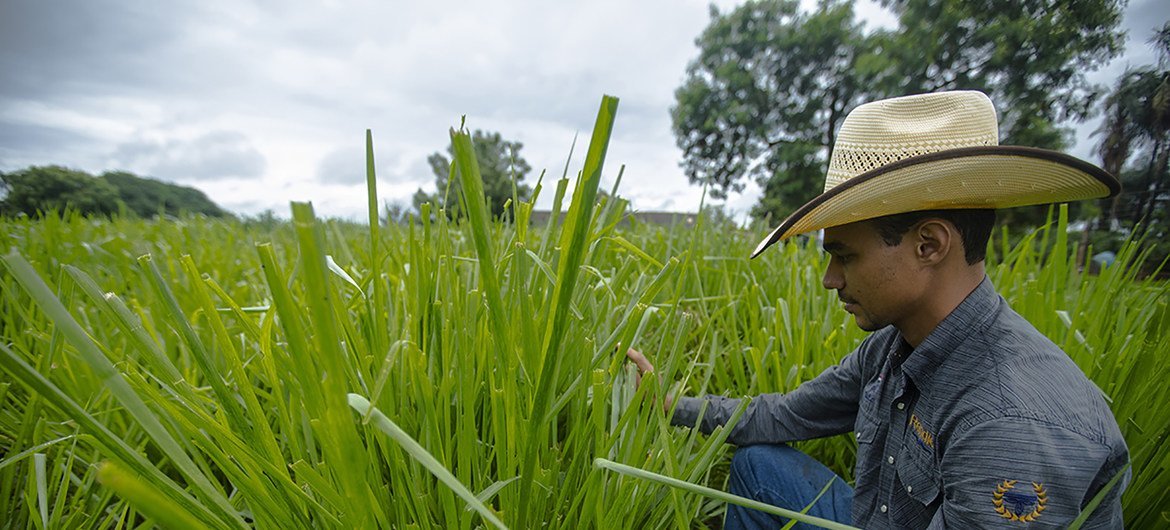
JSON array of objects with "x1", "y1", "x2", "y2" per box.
[
  {"x1": 669, "y1": 346, "x2": 865, "y2": 446},
  {"x1": 930, "y1": 417, "x2": 1128, "y2": 529}
]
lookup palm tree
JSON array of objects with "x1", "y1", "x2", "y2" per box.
[{"x1": 1094, "y1": 23, "x2": 1170, "y2": 228}]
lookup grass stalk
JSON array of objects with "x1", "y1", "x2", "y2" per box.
[
  {"x1": 347, "y1": 394, "x2": 508, "y2": 530},
  {"x1": 1, "y1": 251, "x2": 245, "y2": 529},
  {"x1": 96, "y1": 461, "x2": 205, "y2": 530},
  {"x1": 594, "y1": 458, "x2": 858, "y2": 530}
]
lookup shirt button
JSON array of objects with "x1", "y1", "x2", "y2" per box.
[
  {"x1": 887, "y1": 455, "x2": 895, "y2": 464},
  {"x1": 880, "y1": 504, "x2": 888, "y2": 513},
  {"x1": 896, "y1": 402, "x2": 905, "y2": 410},
  {"x1": 907, "y1": 485, "x2": 913, "y2": 493}
]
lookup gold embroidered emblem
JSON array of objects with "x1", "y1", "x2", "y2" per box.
[
  {"x1": 909, "y1": 414, "x2": 934, "y2": 448},
  {"x1": 992, "y1": 480, "x2": 1047, "y2": 522}
]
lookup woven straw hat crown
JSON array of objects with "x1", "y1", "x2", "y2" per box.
[
  {"x1": 824, "y1": 91, "x2": 998, "y2": 191},
  {"x1": 751, "y1": 90, "x2": 1119, "y2": 258}
]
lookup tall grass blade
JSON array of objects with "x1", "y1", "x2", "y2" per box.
[
  {"x1": 514, "y1": 95, "x2": 619, "y2": 522},
  {"x1": 139, "y1": 254, "x2": 249, "y2": 433},
  {"x1": 781, "y1": 476, "x2": 838, "y2": 530},
  {"x1": 289, "y1": 201, "x2": 377, "y2": 527},
  {"x1": 33, "y1": 453, "x2": 47, "y2": 529},
  {"x1": 347, "y1": 393, "x2": 508, "y2": 530},
  {"x1": 449, "y1": 126, "x2": 514, "y2": 370},
  {"x1": 1067, "y1": 462, "x2": 1131, "y2": 530},
  {"x1": 96, "y1": 461, "x2": 206, "y2": 530}
]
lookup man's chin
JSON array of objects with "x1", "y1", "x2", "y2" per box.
[{"x1": 853, "y1": 315, "x2": 884, "y2": 332}]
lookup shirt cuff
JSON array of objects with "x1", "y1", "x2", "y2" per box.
[{"x1": 670, "y1": 396, "x2": 704, "y2": 428}]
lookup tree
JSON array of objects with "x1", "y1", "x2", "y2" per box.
[
  {"x1": 412, "y1": 130, "x2": 532, "y2": 220},
  {"x1": 382, "y1": 200, "x2": 411, "y2": 225},
  {"x1": 1094, "y1": 23, "x2": 1170, "y2": 231},
  {"x1": 0, "y1": 165, "x2": 120, "y2": 217},
  {"x1": 673, "y1": 0, "x2": 880, "y2": 222},
  {"x1": 880, "y1": 0, "x2": 1124, "y2": 148},
  {"x1": 887, "y1": 0, "x2": 1126, "y2": 228},
  {"x1": 100, "y1": 170, "x2": 229, "y2": 218},
  {"x1": 674, "y1": 0, "x2": 1126, "y2": 223}
]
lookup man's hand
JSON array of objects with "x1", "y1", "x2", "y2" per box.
[
  {"x1": 624, "y1": 347, "x2": 673, "y2": 411},
  {"x1": 624, "y1": 347, "x2": 655, "y2": 384}
]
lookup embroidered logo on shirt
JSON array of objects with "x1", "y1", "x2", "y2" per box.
[
  {"x1": 992, "y1": 480, "x2": 1047, "y2": 522},
  {"x1": 908, "y1": 414, "x2": 934, "y2": 448}
]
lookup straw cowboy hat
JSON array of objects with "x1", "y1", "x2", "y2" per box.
[{"x1": 751, "y1": 90, "x2": 1121, "y2": 258}]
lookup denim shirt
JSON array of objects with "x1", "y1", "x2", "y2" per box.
[{"x1": 672, "y1": 277, "x2": 1129, "y2": 528}]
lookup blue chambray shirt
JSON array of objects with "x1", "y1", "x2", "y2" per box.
[{"x1": 672, "y1": 277, "x2": 1129, "y2": 528}]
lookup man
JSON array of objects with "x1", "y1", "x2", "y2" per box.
[{"x1": 626, "y1": 91, "x2": 1129, "y2": 529}]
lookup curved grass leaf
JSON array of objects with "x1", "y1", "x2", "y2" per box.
[
  {"x1": 594, "y1": 458, "x2": 858, "y2": 530},
  {"x1": 96, "y1": 461, "x2": 206, "y2": 530},
  {"x1": 346, "y1": 393, "x2": 508, "y2": 530}
]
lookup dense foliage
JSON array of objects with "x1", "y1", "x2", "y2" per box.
[
  {"x1": 0, "y1": 165, "x2": 229, "y2": 219},
  {"x1": 672, "y1": 0, "x2": 1126, "y2": 222},
  {"x1": 0, "y1": 113, "x2": 1167, "y2": 527},
  {"x1": 0, "y1": 166, "x2": 121, "y2": 218},
  {"x1": 100, "y1": 170, "x2": 230, "y2": 219},
  {"x1": 412, "y1": 129, "x2": 533, "y2": 220}
]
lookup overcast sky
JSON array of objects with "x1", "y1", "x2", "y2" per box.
[{"x1": 1, "y1": 0, "x2": 1165, "y2": 221}]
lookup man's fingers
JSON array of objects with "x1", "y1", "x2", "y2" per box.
[
  {"x1": 624, "y1": 347, "x2": 655, "y2": 374},
  {"x1": 624, "y1": 347, "x2": 672, "y2": 409}
]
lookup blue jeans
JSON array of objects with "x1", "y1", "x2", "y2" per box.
[{"x1": 725, "y1": 444, "x2": 854, "y2": 530}]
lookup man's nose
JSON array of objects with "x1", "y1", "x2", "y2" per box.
[{"x1": 822, "y1": 260, "x2": 843, "y2": 290}]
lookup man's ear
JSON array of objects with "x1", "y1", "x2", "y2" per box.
[{"x1": 913, "y1": 219, "x2": 954, "y2": 266}]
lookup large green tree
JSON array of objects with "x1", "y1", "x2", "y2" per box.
[
  {"x1": 879, "y1": 0, "x2": 1124, "y2": 148},
  {"x1": 673, "y1": 0, "x2": 879, "y2": 222},
  {"x1": 100, "y1": 170, "x2": 229, "y2": 218},
  {"x1": 0, "y1": 165, "x2": 120, "y2": 217},
  {"x1": 673, "y1": 0, "x2": 1126, "y2": 223},
  {"x1": 413, "y1": 129, "x2": 532, "y2": 219}
]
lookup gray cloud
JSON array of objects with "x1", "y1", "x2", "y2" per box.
[
  {"x1": 0, "y1": 121, "x2": 99, "y2": 169},
  {"x1": 0, "y1": 1, "x2": 196, "y2": 100},
  {"x1": 0, "y1": 0, "x2": 1158, "y2": 221},
  {"x1": 1126, "y1": 0, "x2": 1167, "y2": 57},
  {"x1": 112, "y1": 130, "x2": 266, "y2": 181},
  {"x1": 315, "y1": 146, "x2": 365, "y2": 185},
  {"x1": 315, "y1": 144, "x2": 434, "y2": 203}
]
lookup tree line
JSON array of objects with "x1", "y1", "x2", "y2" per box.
[{"x1": 0, "y1": 166, "x2": 229, "y2": 219}]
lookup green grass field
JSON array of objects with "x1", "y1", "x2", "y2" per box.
[{"x1": 2, "y1": 99, "x2": 1167, "y2": 528}]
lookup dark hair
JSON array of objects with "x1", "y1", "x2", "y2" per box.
[{"x1": 869, "y1": 209, "x2": 996, "y2": 265}]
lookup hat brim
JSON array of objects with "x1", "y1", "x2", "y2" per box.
[{"x1": 751, "y1": 146, "x2": 1120, "y2": 258}]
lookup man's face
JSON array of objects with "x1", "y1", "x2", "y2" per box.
[{"x1": 821, "y1": 220, "x2": 924, "y2": 332}]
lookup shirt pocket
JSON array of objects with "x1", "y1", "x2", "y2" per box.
[
  {"x1": 897, "y1": 443, "x2": 941, "y2": 507},
  {"x1": 855, "y1": 380, "x2": 882, "y2": 443},
  {"x1": 853, "y1": 404, "x2": 881, "y2": 480}
]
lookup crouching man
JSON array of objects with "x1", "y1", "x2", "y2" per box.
[{"x1": 628, "y1": 91, "x2": 1129, "y2": 529}]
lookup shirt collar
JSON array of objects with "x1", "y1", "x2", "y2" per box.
[{"x1": 901, "y1": 275, "x2": 1000, "y2": 391}]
